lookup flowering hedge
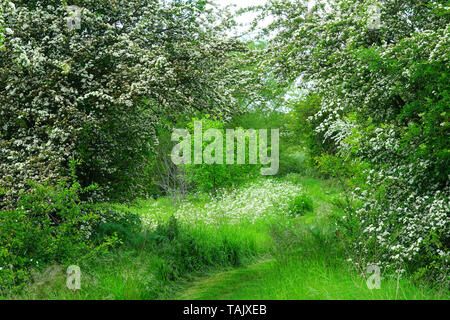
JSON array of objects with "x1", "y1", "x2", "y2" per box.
[
  {"x1": 261, "y1": 0, "x2": 449, "y2": 280},
  {"x1": 0, "y1": 0, "x2": 247, "y2": 207}
]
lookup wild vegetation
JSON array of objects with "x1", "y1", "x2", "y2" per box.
[{"x1": 0, "y1": 0, "x2": 448, "y2": 300}]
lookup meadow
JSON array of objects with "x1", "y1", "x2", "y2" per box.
[{"x1": 5, "y1": 176, "x2": 446, "y2": 300}]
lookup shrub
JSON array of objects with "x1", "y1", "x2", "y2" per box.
[
  {"x1": 0, "y1": 1, "x2": 247, "y2": 208},
  {"x1": 263, "y1": 0, "x2": 449, "y2": 282},
  {"x1": 0, "y1": 177, "x2": 127, "y2": 291},
  {"x1": 286, "y1": 93, "x2": 337, "y2": 160},
  {"x1": 288, "y1": 194, "x2": 314, "y2": 217},
  {"x1": 350, "y1": 185, "x2": 449, "y2": 284},
  {"x1": 91, "y1": 205, "x2": 143, "y2": 248},
  {"x1": 185, "y1": 117, "x2": 259, "y2": 194},
  {"x1": 278, "y1": 152, "x2": 308, "y2": 176}
]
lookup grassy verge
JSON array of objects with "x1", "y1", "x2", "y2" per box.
[
  {"x1": 177, "y1": 223, "x2": 446, "y2": 300},
  {"x1": 4, "y1": 175, "x2": 448, "y2": 300},
  {"x1": 175, "y1": 175, "x2": 448, "y2": 300},
  {"x1": 8, "y1": 221, "x2": 263, "y2": 300}
]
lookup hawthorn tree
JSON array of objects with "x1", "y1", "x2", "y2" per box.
[
  {"x1": 259, "y1": 0, "x2": 449, "y2": 280},
  {"x1": 0, "y1": 0, "x2": 248, "y2": 206}
]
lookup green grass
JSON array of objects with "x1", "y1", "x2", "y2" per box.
[
  {"x1": 9, "y1": 222, "x2": 263, "y2": 300},
  {"x1": 14, "y1": 250, "x2": 163, "y2": 300},
  {"x1": 8, "y1": 221, "x2": 265, "y2": 300},
  {"x1": 176, "y1": 218, "x2": 447, "y2": 300},
  {"x1": 176, "y1": 257, "x2": 446, "y2": 300},
  {"x1": 175, "y1": 175, "x2": 448, "y2": 300},
  {"x1": 5, "y1": 175, "x2": 448, "y2": 300}
]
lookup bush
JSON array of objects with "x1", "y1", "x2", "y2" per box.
[
  {"x1": 263, "y1": 0, "x2": 450, "y2": 284},
  {"x1": 0, "y1": 1, "x2": 246, "y2": 208},
  {"x1": 0, "y1": 177, "x2": 130, "y2": 291},
  {"x1": 278, "y1": 152, "x2": 308, "y2": 176},
  {"x1": 350, "y1": 185, "x2": 449, "y2": 284},
  {"x1": 185, "y1": 117, "x2": 259, "y2": 194},
  {"x1": 286, "y1": 94, "x2": 337, "y2": 160},
  {"x1": 287, "y1": 194, "x2": 314, "y2": 217},
  {"x1": 91, "y1": 206, "x2": 143, "y2": 248}
]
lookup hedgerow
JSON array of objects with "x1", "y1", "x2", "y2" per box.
[
  {"x1": 0, "y1": 0, "x2": 247, "y2": 207},
  {"x1": 261, "y1": 0, "x2": 450, "y2": 281}
]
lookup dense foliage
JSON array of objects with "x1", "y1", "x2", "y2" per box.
[
  {"x1": 260, "y1": 0, "x2": 449, "y2": 280},
  {"x1": 0, "y1": 169, "x2": 136, "y2": 290},
  {"x1": 184, "y1": 116, "x2": 261, "y2": 194},
  {"x1": 0, "y1": 0, "x2": 247, "y2": 207},
  {"x1": 1, "y1": 0, "x2": 448, "y2": 296}
]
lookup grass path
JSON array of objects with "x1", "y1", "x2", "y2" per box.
[
  {"x1": 176, "y1": 259, "x2": 275, "y2": 300},
  {"x1": 175, "y1": 176, "x2": 448, "y2": 300},
  {"x1": 176, "y1": 256, "x2": 447, "y2": 300},
  {"x1": 9, "y1": 176, "x2": 448, "y2": 300}
]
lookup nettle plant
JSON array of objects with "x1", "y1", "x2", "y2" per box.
[
  {"x1": 0, "y1": 0, "x2": 247, "y2": 207},
  {"x1": 261, "y1": 0, "x2": 449, "y2": 280}
]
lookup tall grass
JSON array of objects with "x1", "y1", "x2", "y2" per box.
[
  {"x1": 6, "y1": 175, "x2": 448, "y2": 300},
  {"x1": 9, "y1": 216, "x2": 264, "y2": 300},
  {"x1": 179, "y1": 220, "x2": 448, "y2": 300}
]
